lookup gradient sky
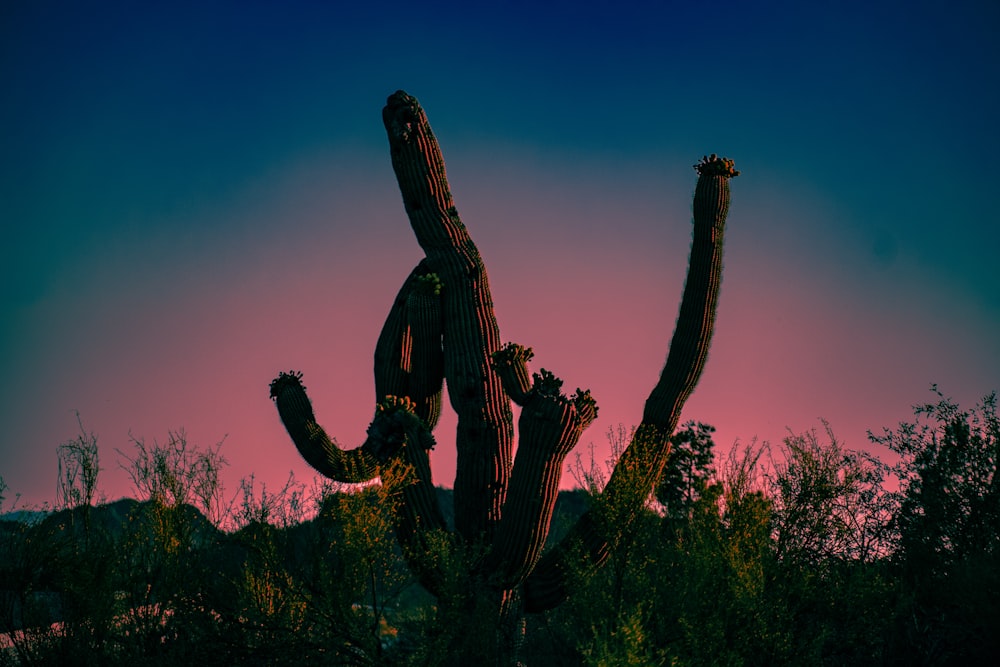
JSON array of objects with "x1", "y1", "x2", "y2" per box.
[{"x1": 2, "y1": 1, "x2": 998, "y2": 509}]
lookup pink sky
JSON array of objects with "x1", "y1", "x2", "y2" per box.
[
  {"x1": 4, "y1": 2, "x2": 998, "y2": 514},
  {"x1": 4, "y1": 149, "x2": 996, "y2": 510}
]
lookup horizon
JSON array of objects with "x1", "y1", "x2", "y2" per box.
[{"x1": 3, "y1": 1, "x2": 999, "y2": 509}]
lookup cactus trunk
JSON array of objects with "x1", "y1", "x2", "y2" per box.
[{"x1": 383, "y1": 91, "x2": 514, "y2": 544}]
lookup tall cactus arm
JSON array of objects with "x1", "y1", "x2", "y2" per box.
[
  {"x1": 383, "y1": 90, "x2": 514, "y2": 541},
  {"x1": 596, "y1": 155, "x2": 737, "y2": 513},
  {"x1": 642, "y1": 154, "x2": 736, "y2": 430},
  {"x1": 485, "y1": 343, "x2": 598, "y2": 588},
  {"x1": 522, "y1": 154, "x2": 738, "y2": 613}
]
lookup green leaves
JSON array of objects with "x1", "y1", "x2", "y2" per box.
[{"x1": 872, "y1": 387, "x2": 1000, "y2": 571}]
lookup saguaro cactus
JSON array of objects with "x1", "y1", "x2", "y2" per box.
[{"x1": 269, "y1": 90, "x2": 737, "y2": 662}]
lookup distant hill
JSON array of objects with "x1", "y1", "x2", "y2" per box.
[
  {"x1": 1, "y1": 488, "x2": 593, "y2": 630},
  {"x1": 0, "y1": 509, "x2": 49, "y2": 525}
]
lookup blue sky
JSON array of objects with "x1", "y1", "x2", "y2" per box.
[{"x1": 2, "y1": 0, "x2": 998, "y2": 508}]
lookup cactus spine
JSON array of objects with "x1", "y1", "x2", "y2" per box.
[{"x1": 268, "y1": 92, "x2": 737, "y2": 660}]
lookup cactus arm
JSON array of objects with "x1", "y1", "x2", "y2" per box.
[
  {"x1": 374, "y1": 261, "x2": 445, "y2": 428},
  {"x1": 405, "y1": 272, "x2": 447, "y2": 427},
  {"x1": 268, "y1": 372, "x2": 381, "y2": 483},
  {"x1": 485, "y1": 344, "x2": 598, "y2": 587},
  {"x1": 270, "y1": 259, "x2": 447, "y2": 485},
  {"x1": 382, "y1": 90, "x2": 514, "y2": 542},
  {"x1": 593, "y1": 156, "x2": 737, "y2": 512},
  {"x1": 642, "y1": 154, "x2": 736, "y2": 430},
  {"x1": 522, "y1": 155, "x2": 738, "y2": 612},
  {"x1": 491, "y1": 342, "x2": 535, "y2": 405}
]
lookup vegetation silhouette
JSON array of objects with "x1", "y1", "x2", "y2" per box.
[{"x1": 2, "y1": 389, "x2": 999, "y2": 663}]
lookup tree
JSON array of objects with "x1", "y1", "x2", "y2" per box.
[
  {"x1": 268, "y1": 90, "x2": 737, "y2": 663},
  {"x1": 764, "y1": 426, "x2": 897, "y2": 664},
  {"x1": 648, "y1": 441, "x2": 783, "y2": 666},
  {"x1": 657, "y1": 421, "x2": 719, "y2": 528},
  {"x1": 770, "y1": 422, "x2": 895, "y2": 566},
  {"x1": 870, "y1": 387, "x2": 1000, "y2": 663},
  {"x1": 872, "y1": 387, "x2": 999, "y2": 572},
  {"x1": 56, "y1": 413, "x2": 102, "y2": 513}
]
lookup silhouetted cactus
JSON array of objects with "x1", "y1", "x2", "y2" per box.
[{"x1": 269, "y1": 91, "x2": 737, "y2": 663}]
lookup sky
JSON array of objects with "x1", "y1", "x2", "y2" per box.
[{"x1": 2, "y1": 0, "x2": 998, "y2": 510}]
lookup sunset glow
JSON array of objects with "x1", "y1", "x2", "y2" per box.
[{"x1": 2, "y1": 1, "x2": 998, "y2": 509}]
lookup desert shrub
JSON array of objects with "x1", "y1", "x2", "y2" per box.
[
  {"x1": 873, "y1": 388, "x2": 1000, "y2": 664},
  {"x1": 6, "y1": 388, "x2": 996, "y2": 664}
]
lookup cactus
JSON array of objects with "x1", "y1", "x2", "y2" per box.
[{"x1": 268, "y1": 91, "x2": 737, "y2": 661}]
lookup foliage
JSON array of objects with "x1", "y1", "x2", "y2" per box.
[
  {"x1": 56, "y1": 414, "x2": 102, "y2": 512},
  {"x1": 0, "y1": 476, "x2": 9, "y2": 514},
  {"x1": 770, "y1": 422, "x2": 895, "y2": 565},
  {"x1": 533, "y1": 427, "x2": 901, "y2": 666},
  {"x1": 657, "y1": 421, "x2": 718, "y2": 527},
  {"x1": 117, "y1": 430, "x2": 228, "y2": 526},
  {"x1": 870, "y1": 387, "x2": 1000, "y2": 664},
  {"x1": 872, "y1": 387, "x2": 999, "y2": 573},
  {"x1": 4, "y1": 386, "x2": 1000, "y2": 663}
]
